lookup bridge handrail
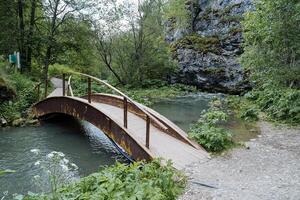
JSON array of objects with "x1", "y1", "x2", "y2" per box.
[{"x1": 67, "y1": 72, "x2": 168, "y2": 136}]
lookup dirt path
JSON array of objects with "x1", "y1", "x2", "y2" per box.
[{"x1": 179, "y1": 122, "x2": 300, "y2": 200}]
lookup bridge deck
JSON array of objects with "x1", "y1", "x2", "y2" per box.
[
  {"x1": 91, "y1": 100, "x2": 207, "y2": 169},
  {"x1": 37, "y1": 78, "x2": 209, "y2": 169}
]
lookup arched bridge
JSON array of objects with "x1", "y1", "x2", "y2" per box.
[{"x1": 32, "y1": 73, "x2": 208, "y2": 169}]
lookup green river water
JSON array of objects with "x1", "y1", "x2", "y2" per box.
[{"x1": 0, "y1": 93, "x2": 259, "y2": 197}]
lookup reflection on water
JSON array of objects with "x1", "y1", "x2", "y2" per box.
[
  {"x1": 0, "y1": 115, "x2": 125, "y2": 196},
  {"x1": 224, "y1": 118, "x2": 260, "y2": 142},
  {"x1": 151, "y1": 93, "x2": 260, "y2": 142},
  {"x1": 151, "y1": 93, "x2": 221, "y2": 131},
  {"x1": 152, "y1": 93, "x2": 221, "y2": 131}
]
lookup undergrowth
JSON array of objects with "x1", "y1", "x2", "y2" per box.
[
  {"x1": 24, "y1": 160, "x2": 186, "y2": 200},
  {"x1": 0, "y1": 71, "x2": 39, "y2": 123},
  {"x1": 227, "y1": 83, "x2": 300, "y2": 125}
]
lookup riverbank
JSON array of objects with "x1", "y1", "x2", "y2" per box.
[{"x1": 179, "y1": 121, "x2": 300, "y2": 200}]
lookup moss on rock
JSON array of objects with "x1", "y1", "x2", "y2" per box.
[
  {"x1": 220, "y1": 15, "x2": 244, "y2": 23},
  {"x1": 171, "y1": 34, "x2": 221, "y2": 56}
]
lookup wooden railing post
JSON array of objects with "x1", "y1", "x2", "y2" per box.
[
  {"x1": 124, "y1": 97, "x2": 128, "y2": 128},
  {"x1": 146, "y1": 115, "x2": 150, "y2": 148},
  {"x1": 88, "y1": 77, "x2": 91, "y2": 103},
  {"x1": 62, "y1": 73, "x2": 66, "y2": 96}
]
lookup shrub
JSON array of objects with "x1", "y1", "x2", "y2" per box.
[
  {"x1": 0, "y1": 72, "x2": 38, "y2": 122},
  {"x1": 189, "y1": 109, "x2": 234, "y2": 152},
  {"x1": 240, "y1": 106, "x2": 259, "y2": 122},
  {"x1": 252, "y1": 84, "x2": 300, "y2": 124},
  {"x1": 24, "y1": 160, "x2": 186, "y2": 200},
  {"x1": 48, "y1": 64, "x2": 75, "y2": 78}
]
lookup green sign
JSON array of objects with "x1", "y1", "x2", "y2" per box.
[{"x1": 9, "y1": 54, "x2": 17, "y2": 64}]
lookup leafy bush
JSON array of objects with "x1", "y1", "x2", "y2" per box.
[
  {"x1": 0, "y1": 72, "x2": 38, "y2": 122},
  {"x1": 240, "y1": 106, "x2": 259, "y2": 122},
  {"x1": 226, "y1": 83, "x2": 300, "y2": 124},
  {"x1": 189, "y1": 109, "x2": 234, "y2": 152},
  {"x1": 48, "y1": 64, "x2": 76, "y2": 78},
  {"x1": 24, "y1": 160, "x2": 186, "y2": 200},
  {"x1": 252, "y1": 84, "x2": 300, "y2": 124},
  {"x1": 226, "y1": 95, "x2": 259, "y2": 122}
]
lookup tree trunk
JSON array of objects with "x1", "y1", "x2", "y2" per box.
[
  {"x1": 17, "y1": 0, "x2": 25, "y2": 73},
  {"x1": 43, "y1": 46, "x2": 51, "y2": 97},
  {"x1": 103, "y1": 59, "x2": 125, "y2": 85},
  {"x1": 25, "y1": 0, "x2": 37, "y2": 71},
  {"x1": 43, "y1": 0, "x2": 60, "y2": 96}
]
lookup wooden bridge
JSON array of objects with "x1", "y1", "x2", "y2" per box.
[{"x1": 32, "y1": 73, "x2": 209, "y2": 169}]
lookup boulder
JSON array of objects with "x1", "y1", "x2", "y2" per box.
[{"x1": 0, "y1": 118, "x2": 7, "y2": 127}]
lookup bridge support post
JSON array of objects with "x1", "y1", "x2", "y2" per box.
[
  {"x1": 62, "y1": 73, "x2": 66, "y2": 96},
  {"x1": 146, "y1": 115, "x2": 150, "y2": 148},
  {"x1": 88, "y1": 77, "x2": 91, "y2": 103},
  {"x1": 124, "y1": 97, "x2": 128, "y2": 128}
]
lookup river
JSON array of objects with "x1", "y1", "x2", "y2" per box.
[{"x1": 0, "y1": 93, "x2": 259, "y2": 197}]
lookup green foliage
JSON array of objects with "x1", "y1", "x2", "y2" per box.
[
  {"x1": 188, "y1": 103, "x2": 234, "y2": 152},
  {"x1": 48, "y1": 64, "x2": 76, "y2": 78},
  {"x1": 227, "y1": 83, "x2": 300, "y2": 124},
  {"x1": 226, "y1": 96, "x2": 260, "y2": 122},
  {"x1": 239, "y1": 0, "x2": 300, "y2": 124},
  {"x1": 0, "y1": 71, "x2": 38, "y2": 123},
  {"x1": 0, "y1": 0, "x2": 18, "y2": 55},
  {"x1": 64, "y1": 74, "x2": 196, "y2": 106},
  {"x1": 25, "y1": 160, "x2": 186, "y2": 200},
  {"x1": 251, "y1": 84, "x2": 300, "y2": 124},
  {"x1": 125, "y1": 84, "x2": 197, "y2": 106},
  {"x1": 163, "y1": 0, "x2": 191, "y2": 28},
  {"x1": 241, "y1": 0, "x2": 300, "y2": 86},
  {"x1": 239, "y1": 106, "x2": 259, "y2": 122},
  {"x1": 171, "y1": 34, "x2": 221, "y2": 56},
  {"x1": 220, "y1": 15, "x2": 244, "y2": 23}
]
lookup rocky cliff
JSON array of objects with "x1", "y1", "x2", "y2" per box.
[{"x1": 166, "y1": 0, "x2": 254, "y2": 94}]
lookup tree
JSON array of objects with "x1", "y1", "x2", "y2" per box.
[
  {"x1": 92, "y1": 0, "x2": 175, "y2": 86},
  {"x1": 241, "y1": 0, "x2": 300, "y2": 87},
  {"x1": 0, "y1": 0, "x2": 18, "y2": 56},
  {"x1": 24, "y1": 0, "x2": 37, "y2": 71},
  {"x1": 91, "y1": 0, "x2": 125, "y2": 85},
  {"x1": 40, "y1": 0, "x2": 90, "y2": 95}
]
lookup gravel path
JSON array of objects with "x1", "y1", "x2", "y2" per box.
[{"x1": 179, "y1": 122, "x2": 300, "y2": 200}]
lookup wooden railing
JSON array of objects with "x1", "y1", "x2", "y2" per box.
[{"x1": 61, "y1": 72, "x2": 168, "y2": 149}]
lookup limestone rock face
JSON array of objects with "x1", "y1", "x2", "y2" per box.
[{"x1": 166, "y1": 0, "x2": 254, "y2": 94}]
